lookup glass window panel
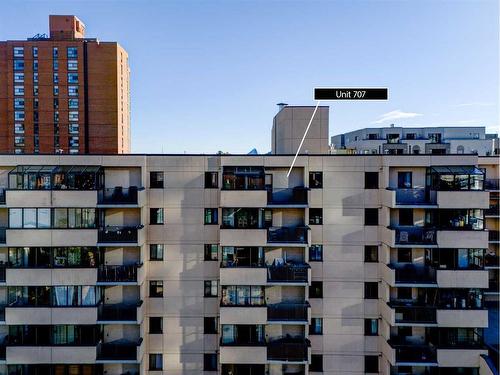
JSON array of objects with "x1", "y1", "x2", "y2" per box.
[
  {"x1": 53, "y1": 208, "x2": 68, "y2": 228},
  {"x1": 37, "y1": 208, "x2": 51, "y2": 228},
  {"x1": 9, "y1": 208, "x2": 23, "y2": 228}
]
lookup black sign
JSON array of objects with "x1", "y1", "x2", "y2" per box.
[{"x1": 314, "y1": 88, "x2": 388, "y2": 100}]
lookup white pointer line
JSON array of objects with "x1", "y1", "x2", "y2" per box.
[{"x1": 286, "y1": 100, "x2": 321, "y2": 178}]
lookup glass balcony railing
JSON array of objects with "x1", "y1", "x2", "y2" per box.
[
  {"x1": 267, "y1": 337, "x2": 310, "y2": 362},
  {"x1": 390, "y1": 188, "x2": 436, "y2": 205},
  {"x1": 97, "y1": 301, "x2": 142, "y2": 321},
  {"x1": 391, "y1": 264, "x2": 437, "y2": 284},
  {"x1": 98, "y1": 187, "x2": 141, "y2": 205},
  {"x1": 392, "y1": 344, "x2": 437, "y2": 364},
  {"x1": 267, "y1": 263, "x2": 310, "y2": 283},
  {"x1": 267, "y1": 187, "x2": 308, "y2": 205},
  {"x1": 489, "y1": 231, "x2": 499, "y2": 242},
  {"x1": 98, "y1": 226, "x2": 142, "y2": 243},
  {"x1": 393, "y1": 226, "x2": 437, "y2": 245},
  {"x1": 393, "y1": 306, "x2": 437, "y2": 324},
  {"x1": 485, "y1": 179, "x2": 500, "y2": 191},
  {"x1": 267, "y1": 302, "x2": 309, "y2": 322},
  {"x1": 267, "y1": 226, "x2": 308, "y2": 244},
  {"x1": 97, "y1": 263, "x2": 141, "y2": 283},
  {"x1": 96, "y1": 339, "x2": 142, "y2": 361}
]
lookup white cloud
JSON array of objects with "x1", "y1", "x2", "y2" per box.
[
  {"x1": 372, "y1": 110, "x2": 423, "y2": 124},
  {"x1": 454, "y1": 102, "x2": 495, "y2": 107}
]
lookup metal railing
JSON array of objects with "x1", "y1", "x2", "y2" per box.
[
  {"x1": 96, "y1": 339, "x2": 142, "y2": 361},
  {"x1": 97, "y1": 263, "x2": 141, "y2": 283},
  {"x1": 267, "y1": 226, "x2": 308, "y2": 244},
  {"x1": 393, "y1": 226, "x2": 437, "y2": 245},
  {"x1": 391, "y1": 343, "x2": 437, "y2": 363},
  {"x1": 267, "y1": 337, "x2": 310, "y2": 362},
  {"x1": 267, "y1": 264, "x2": 310, "y2": 283},
  {"x1": 98, "y1": 187, "x2": 140, "y2": 205},
  {"x1": 267, "y1": 302, "x2": 309, "y2": 322},
  {"x1": 267, "y1": 187, "x2": 308, "y2": 205},
  {"x1": 98, "y1": 226, "x2": 141, "y2": 243},
  {"x1": 97, "y1": 301, "x2": 142, "y2": 321}
]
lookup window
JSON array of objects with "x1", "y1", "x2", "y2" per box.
[
  {"x1": 68, "y1": 86, "x2": 78, "y2": 96},
  {"x1": 204, "y1": 208, "x2": 218, "y2": 225},
  {"x1": 67, "y1": 60, "x2": 78, "y2": 70},
  {"x1": 364, "y1": 319, "x2": 378, "y2": 336},
  {"x1": 204, "y1": 317, "x2": 218, "y2": 334},
  {"x1": 53, "y1": 72, "x2": 59, "y2": 83},
  {"x1": 14, "y1": 72, "x2": 24, "y2": 83},
  {"x1": 150, "y1": 171, "x2": 164, "y2": 188},
  {"x1": 204, "y1": 244, "x2": 218, "y2": 261},
  {"x1": 150, "y1": 208, "x2": 164, "y2": 225},
  {"x1": 310, "y1": 172, "x2": 323, "y2": 188},
  {"x1": 310, "y1": 354, "x2": 323, "y2": 372},
  {"x1": 205, "y1": 172, "x2": 218, "y2": 188},
  {"x1": 365, "y1": 172, "x2": 379, "y2": 189},
  {"x1": 309, "y1": 245, "x2": 323, "y2": 261},
  {"x1": 405, "y1": 133, "x2": 416, "y2": 140},
  {"x1": 14, "y1": 98, "x2": 24, "y2": 110},
  {"x1": 398, "y1": 172, "x2": 412, "y2": 188},
  {"x1": 365, "y1": 355, "x2": 378, "y2": 373},
  {"x1": 69, "y1": 124, "x2": 79, "y2": 134},
  {"x1": 68, "y1": 99, "x2": 78, "y2": 109},
  {"x1": 364, "y1": 246, "x2": 378, "y2": 262},
  {"x1": 309, "y1": 281, "x2": 323, "y2": 298},
  {"x1": 14, "y1": 111, "x2": 24, "y2": 121},
  {"x1": 32, "y1": 47, "x2": 38, "y2": 58},
  {"x1": 221, "y1": 285, "x2": 265, "y2": 306},
  {"x1": 149, "y1": 354, "x2": 163, "y2": 371},
  {"x1": 13, "y1": 60, "x2": 24, "y2": 71},
  {"x1": 309, "y1": 208, "x2": 323, "y2": 225},
  {"x1": 53, "y1": 99, "x2": 59, "y2": 110},
  {"x1": 398, "y1": 249, "x2": 412, "y2": 263},
  {"x1": 68, "y1": 111, "x2": 79, "y2": 121},
  {"x1": 53, "y1": 60, "x2": 59, "y2": 71},
  {"x1": 14, "y1": 86, "x2": 24, "y2": 96},
  {"x1": 149, "y1": 317, "x2": 163, "y2": 334},
  {"x1": 33, "y1": 72, "x2": 38, "y2": 83},
  {"x1": 399, "y1": 209, "x2": 413, "y2": 226},
  {"x1": 33, "y1": 60, "x2": 38, "y2": 71},
  {"x1": 364, "y1": 208, "x2": 378, "y2": 226},
  {"x1": 309, "y1": 318, "x2": 323, "y2": 335},
  {"x1": 67, "y1": 73, "x2": 78, "y2": 83},
  {"x1": 150, "y1": 244, "x2": 164, "y2": 261},
  {"x1": 397, "y1": 287, "x2": 412, "y2": 300},
  {"x1": 53, "y1": 47, "x2": 58, "y2": 58},
  {"x1": 364, "y1": 282, "x2": 378, "y2": 299},
  {"x1": 13, "y1": 47, "x2": 24, "y2": 57},
  {"x1": 67, "y1": 47, "x2": 78, "y2": 58},
  {"x1": 204, "y1": 353, "x2": 217, "y2": 371},
  {"x1": 14, "y1": 123, "x2": 24, "y2": 134},
  {"x1": 204, "y1": 280, "x2": 218, "y2": 297},
  {"x1": 14, "y1": 136, "x2": 24, "y2": 146},
  {"x1": 149, "y1": 281, "x2": 163, "y2": 298}
]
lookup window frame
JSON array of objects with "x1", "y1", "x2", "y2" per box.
[
  {"x1": 150, "y1": 208, "x2": 164, "y2": 225},
  {"x1": 150, "y1": 244, "x2": 164, "y2": 261},
  {"x1": 309, "y1": 171, "x2": 323, "y2": 189},
  {"x1": 364, "y1": 208, "x2": 379, "y2": 226},
  {"x1": 204, "y1": 172, "x2": 218, "y2": 188},
  {"x1": 149, "y1": 280, "x2": 164, "y2": 298},
  {"x1": 364, "y1": 246, "x2": 378, "y2": 262},
  {"x1": 309, "y1": 244, "x2": 323, "y2": 262},
  {"x1": 150, "y1": 171, "x2": 164, "y2": 189},
  {"x1": 149, "y1": 316, "x2": 163, "y2": 334},
  {"x1": 364, "y1": 172, "x2": 379, "y2": 189}
]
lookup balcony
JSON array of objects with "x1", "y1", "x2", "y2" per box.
[
  {"x1": 267, "y1": 187, "x2": 308, "y2": 206},
  {"x1": 219, "y1": 346, "x2": 267, "y2": 364},
  {"x1": 97, "y1": 301, "x2": 143, "y2": 323},
  {"x1": 97, "y1": 187, "x2": 142, "y2": 206},
  {"x1": 389, "y1": 188, "x2": 436, "y2": 207},
  {"x1": 380, "y1": 263, "x2": 436, "y2": 287},
  {"x1": 485, "y1": 254, "x2": 499, "y2": 268},
  {"x1": 0, "y1": 228, "x2": 5, "y2": 244},
  {"x1": 267, "y1": 226, "x2": 309, "y2": 245},
  {"x1": 391, "y1": 226, "x2": 437, "y2": 246},
  {"x1": 392, "y1": 344, "x2": 437, "y2": 365},
  {"x1": 489, "y1": 231, "x2": 499, "y2": 243},
  {"x1": 392, "y1": 304, "x2": 437, "y2": 325},
  {"x1": 485, "y1": 204, "x2": 499, "y2": 217},
  {"x1": 267, "y1": 302, "x2": 310, "y2": 323},
  {"x1": 96, "y1": 339, "x2": 143, "y2": 362},
  {"x1": 485, "y1": 178, "x2": 500, "y2": 191},
  {"x1": 267, "y1": 263, "x2": 310, "y2": 284},
  {"x1": 267, "y1": 337, "x2": 310, "y2": 363},
  {"x1": 97, "y1": 225, "x2": 143, "y2": 245},
  {"x1": 97, "y1": 263, "x2": 142, "y2": 284}
]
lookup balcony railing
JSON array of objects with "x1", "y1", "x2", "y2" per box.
[
  {"x1": 392, "y1": 264, "x2": 437, "y2": 284},
  {"x1": 485, "y1": 254, "x2": 499, "y2": 268},
  {"x1": 0, "y1": 228, "x2": 6, "y2": 244},
  {"x1": 98, "y1": 187, "x2": 140, "y2": 205},
  {"x1": 489, "y1": 231, "x2": 499, "y2": 242},
  {"x1": 96, "y1": 339, "x2": 142, "y2": 361},
  {"x1": 267, "y1": 226, "x2": 308, "y2": 244},
  {"x1": 267, "y1": 302, "x2": 309, "y2": 322},
  {"x1": 392, "y1": 344, "x2": 437, "y2": 363},
  {"x1": 267, "y1": 337, "x2": 310, "y2": 362},
  {"x1": 267, "y1": 187, "x2": 308, "y2": 205},
  {"x1": 98, "y1": 226, "x2": 142, "y2": 243},
  {"x1": 267, "y1": 264, "x2": 310, "y2": 283},
  {"x1": 391, "y1": 188, "x2": 435, "y2": 206},
  {"x1": 393, "y1": 226, "x2": 437, "y2": 245},
  {"x1": 97, "y1": 263, "x2": 141, "y2": 283},
  {"x1": 485, "y1": 204, "x2": 499, "y2": 216},
  {"x1": 97, "y1": 301, "x2": 142, "y2": 321},
  {"x1": 485, "y1": 179, "x2": 500, "y2": 191},
  {"x1": 394, "y1": 306, "x2": 437, "y2": 324}
]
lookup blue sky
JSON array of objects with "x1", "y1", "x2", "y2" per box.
[{"x1": 1, "y1": 0, "x2": 498, "y2": 153}]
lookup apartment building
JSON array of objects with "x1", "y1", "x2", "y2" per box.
[
  {"x1": 0, "y1": 15, "x2": 130, "y2": 154},
  {"x1": 0, "y1": 106, "x2": 494, "y2": 375},
  {"x1": 331, "y1": 126, "x2": 499, "y2": 156}
]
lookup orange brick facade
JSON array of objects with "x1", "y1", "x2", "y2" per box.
[{"x1": 0, "y1": 15, "x2": 130, "y2": 154}]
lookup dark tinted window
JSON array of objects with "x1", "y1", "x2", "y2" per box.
[
  {"x1": 309, "y1": 172, "x2": 323, "y2": 188},
  {"x1": 149, "y1": 317, "x2": 163, "y2": 334},
  {"x1": 150, "y1": 172, "x2": 164, "y2": 188},
  {"x1": 205, "y1": 172, "x2": 218, "y2": 188},
  {"x1": 365, "y1": 208, "x2": 378, "y2": 226},
  {"x1": 309, "y1": 208, "x2": 323, "y2": 225},
  {"x1": 365, "y1": 172, "x2": 379, "y2": 189},
  {"x1": 309, "y1": 281, "x2": 323, "y2": 298},
  {"x1": 364, "y1": 282, "x2": 378, "y2": 299},
  {"x1": 364, "y1": 246, "x2": 378, "y2": 262}
]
